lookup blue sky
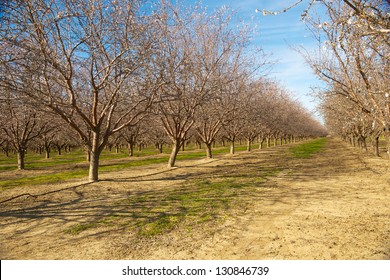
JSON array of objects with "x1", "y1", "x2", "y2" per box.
[{"x1": 186, "y1": 0, "x2": 325, "y2": 120}]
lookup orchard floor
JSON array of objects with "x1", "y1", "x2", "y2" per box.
[{"x1": 0, "y1": 138, "x2": 389, "y2": 260}]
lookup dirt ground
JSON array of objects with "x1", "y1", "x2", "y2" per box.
[{"x1": 0, "y1": 138, "x2": 389, "y2": 260}]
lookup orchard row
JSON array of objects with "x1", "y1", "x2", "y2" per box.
[{"x1": 0, "y1": 0, "x2": 326, "y2": 181}]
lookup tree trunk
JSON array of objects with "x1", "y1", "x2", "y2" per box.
[
  {"x1": 247, "y1": 139, "x2": 251, "y2": 151},
  {"x1": 361, "y1": 137, "x2": 367, "y2": 151},
  {"x1": 230, "y1": 141, "x2": 235, "y2": 155},
  {"x1": 384, "y1": 131, "x2": 390, "y2": 159},
  {"x1": 259, "y1": 139, "x2": 264, "y2": 149},
  {"x1": 45, "y1": 144, "x2": 50, "y2": 159},
  {"x1": 351, "y1": 136, "x2": 356, "y2": 147},
  {"x1": 168, "y1": 140, "x2": 181, "y2": 168},
  {"x1": 88, "y1": 150, "x2": 99, "y2": 182},
  {"x1": 88, "y1": 133, "x2": 101, "y2": 182},
  {"x1": 86, "y1": 150, "x2": 91, "y2": 162},
  {"x1": 128, "y1": 143, "x2": 134, "y2": 157},
  {"x1": 373, "y1": 136, "x2": 380, "y2": 157},
  {"x1": 17, "y1": 149, "x2": 25, "y2": 170},
  {"x1": 206, "y1": 143, "x2": 212, "y2": 159}
]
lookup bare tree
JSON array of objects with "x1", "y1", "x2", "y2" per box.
[
  {"x1": 194, "y1": 49, "x2": 252, "y2": 158},
  {"x1": 153, "y1": 2, "x2": 248, "y2": 167},
  {"x1": 0, "y1": 89, "x2": 52, "y2": 169},
  {"x1": 51, "y1": 124, "x2": 77, "y2": 156},
  {"x1": 258, "y1": 0, "x2": 390, "y2": 36},
  {"x1": 121, "y1": 119, "x2": 148, "y2": 157},
  {"x1": 221, "y1": 88, "x2": 248, "y2": 155},
  {"x1": 301, "y1": 0, "x2": 389, "y2": 156},
  {"x1": 0, "y1": 0, "x2": 157, "y2": 181}
]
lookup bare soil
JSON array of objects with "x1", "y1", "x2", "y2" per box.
[{"x1": 0, "y1": 138, "x2": 389, "y2": 259}]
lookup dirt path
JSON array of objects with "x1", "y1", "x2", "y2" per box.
[
  {"x1": 0, "y1": 138, "x2": 389, "y2": 259},
  {"x1": 173, "y1": 139, "x2": 390, "y2": 260}
]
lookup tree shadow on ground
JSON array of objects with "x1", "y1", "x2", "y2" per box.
[{"x1": 0, "y1": 138, "x2": 388, "y2": 259}]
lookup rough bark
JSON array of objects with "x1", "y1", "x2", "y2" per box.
[
  {"x1": 17, "y1": 149, "x2": 25, "y2": 170},
  {"x1": 206, "y1": 143, "x2": 213, "y2": 159},
  {"x1": 385, "y1": 131, "x2": 390, "y2": 159},
  {"x1": 88, "y1": 132, "x2": 101, "y2": 182},
  {"x1": 88, "y1": 150, "x2": 100, "y2": 182},
  {"x1": 86, "y1": 150, "x2": 91, "y2": 162},
  {"x1": 372, "y1": 136, "x2": 380, "y2": 157},
  {"x1": 247, "y1": 139, "x2": 251, "y2": 152},
  {"x1": 167, "y1": 140, "x2": 181, "y2": 168},
  {"x1": 128, "y1": 143, "x2": 134, "y2": 157},
  {"x1": 259, "y1": 138, "x2": 265, "y2": 149},
  {"x1": 230, "y1": 141, "x2": 235, "y2": 155}
]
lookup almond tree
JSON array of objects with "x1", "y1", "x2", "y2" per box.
[
  {"x1": 321, "y1": 90, "x2": 381, "y2": 155},
  {"x1": 0, "y1": 89, "x2": 52, "y2": 169},
  {"x1": 51, "y1": 125, "x2": 77, "y2": 156},
  {"x1": 0, "y1": 0, "x2": 157, "y2": 181},
  {"x1": 302, "y1": 0, "x2": 389, "y2": 156},
  {"x1": 258, "y1": 0, "x2": 390, "y2": 37},
  {"x1": 0, "y1": 137, "x2": 12, "y2": 157},
  {"x1": 153, "y1": 3, "x2": 248, "y2": 167},
  {"x1": 194, "y1": 45, "x2": 254, "y2": 158},
  {"x1": 221, "y1": 86, "x2": 249, "y2": 155},
  {"x1": 121, "y1": 119, "x2": 149, "y2": 157}
]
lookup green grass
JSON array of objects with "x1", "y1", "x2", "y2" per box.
[
  {"x1": 0, "y1": 140, "x2": 289, "y2": 238},
  {"x1": 0, "y1": 150, "x2": 87, "y2": 170},
  {"x1": 289, "y1": 138, "x2": 327, "y2": 159},
  {"x1": 0, "y1": 142, "x2": 258, "y2": 190},
  {"x1": 65, "y1": 222, "x2": 100, "y2": 235},
  {"x1": 0, "y1": 170, "x2": 89, "y2": 190},
  {"x1": 64, "y1": 165, "x2": 280, "y2": 237}
]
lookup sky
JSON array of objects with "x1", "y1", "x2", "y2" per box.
[{"x1": 186, "y1": 0, "x2": 326, "y2": 121}]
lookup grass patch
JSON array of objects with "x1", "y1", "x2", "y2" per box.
[
  {"x1": 138, "y1": 214, "x2": 182, "y2": 237},
  {"x1": 0, "y1": 170, "x2": 88, "y2": 191},
  {"x1": 0, "y1": 142, "x2": 256, "y2": 190},
  {"x1": 289, "y1": 138, "x2": 327, "y2": 159},
  {"x1": 130, "y1": 179, "x2": 246, "y2": 237},
  {"x1": 65, "y1": 222, "x2": 100, "y2": 235},
  {"x1": 64, "y1": 162, "x2": 282, "y2": 237}
]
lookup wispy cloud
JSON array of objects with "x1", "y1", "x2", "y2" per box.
[{"x1": 192, "y1": 0, "x2": 324, "y2": 116}]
